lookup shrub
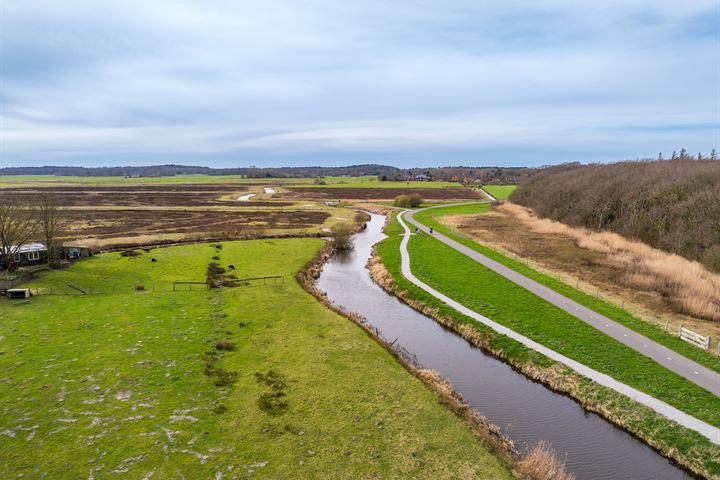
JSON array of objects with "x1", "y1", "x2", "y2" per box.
[
  {"x1": 516, "y1": 441, "x2": 575, "y2": 480},
  {"x1": 354, "y1": 211, "x2": 371, "y2": 224},
  {"x1": 213, "y1": 404, "x2": 228, "y2": 414},
  {"x1": 135, "y1": 284, "x2": 145, "y2": 291},
  {"x1": 329, "y1": 223, "x2": 354, "y2": 251},
  {"x1": 394, "y1": 193, "x2": 423, "y2": 208}
]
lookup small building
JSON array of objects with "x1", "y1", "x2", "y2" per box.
[
  {"x1": 64, "y1": 245, "x2": 93, "y2": 260},
  {"x1": 0, "y1": 243, "x2": 47, "y2": 270}
]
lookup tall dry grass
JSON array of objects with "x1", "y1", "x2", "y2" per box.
[
  {"x1": 501, "y1": 203, "x2": 720, "y2": 322},
  {"x1": 515, "y1": 441, "x2": 575, "y2": 480}
]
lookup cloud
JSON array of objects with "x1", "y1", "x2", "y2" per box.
[{"x1": 1, "y1": 0, "x2": 718, "y2": 167}]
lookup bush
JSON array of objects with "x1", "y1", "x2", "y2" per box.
[
  {"x1": 135, "y1": 284, "x2": 145, "y2": 291},
  {"x1": 329, "y1": 223, "x2": 354, "y2": 251},
  {"x1": 394, "y1": 193, "x2": 423, "y2": 208}
]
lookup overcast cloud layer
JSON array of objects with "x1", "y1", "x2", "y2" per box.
[{"x1": 1, "y1": 0, "x2": 719, "y2": 167}]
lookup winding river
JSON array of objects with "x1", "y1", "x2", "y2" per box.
[{"x1": 317, "y1": 213, "x2": 690, "y2": 480}]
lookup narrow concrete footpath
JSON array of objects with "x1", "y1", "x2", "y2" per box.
[{"x1": 397, "y1": 210, "x2": 720, "y2": 444}]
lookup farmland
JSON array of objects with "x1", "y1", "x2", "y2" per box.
[
  {"x1": 0, "y1": 183, "x2": 353, "y2": 249},
  {"x1": 482, "y1": 185, "x2": 517, "y2": 200},
  {"x1": 0, "y1": 177, "x2": 484, "y2": 250},
  {"x1": 0, "y1": 238, "x2": 514, "y2": 479},
  {"x1": 285, "y1": 186, "x2": 483, "y2": 201}
]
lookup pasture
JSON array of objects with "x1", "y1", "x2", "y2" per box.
[
  {"x1": 0, "y1": 239, "x2": 514, "y2": 479},
  {"x1": 482, "y1": 185, "x2": 517, "y2": 200}
]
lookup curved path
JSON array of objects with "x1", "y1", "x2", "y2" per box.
[{"x1": 397, "y1": 209, "x2": 720, "y2": 444}]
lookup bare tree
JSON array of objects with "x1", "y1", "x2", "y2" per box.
[
  {"x1": 37, "y1": 194, "x2": 63, "y2": 266},
  {"x1": 0, "y1": 201, "x2": 39, "y2": 273}
]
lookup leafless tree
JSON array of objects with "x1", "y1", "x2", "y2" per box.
[
  {"x1": 0, "y1": 201, "x2": 39, "y2": 273},
  {"x1": 37, "y1": 193, "x2": 63, "y2": 265}
]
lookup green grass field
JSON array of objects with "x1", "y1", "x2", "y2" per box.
[
  {"x1": 0, "y1": 239, "x2": 513, "y2": 479},
  {"x1": 391, "y1": 206, "x2": 720, "y2": 427},
  {"x1": 0, "y1": 174, "x2": 354, "y2": 187},
  {"x1": 482, "y1": 185, "x2": 517, "y2": 200},
  {"x1": 294, "y1": 180, "x2": 463, "y2": 189}
]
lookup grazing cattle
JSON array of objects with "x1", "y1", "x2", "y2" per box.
[
  {"x1": 151, "y1": 258, "x2": 157, "y2": 262},
  {"x1": 228, "y1": 265, "x2": 235, "y2": 270}
]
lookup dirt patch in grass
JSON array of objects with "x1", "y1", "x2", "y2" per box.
[
  {"x1": 443, "y1": 203, "x2": 720, "y2": 339},
  {"x1": 285, "y1": 187, "x2": 483, "y2": 201}
]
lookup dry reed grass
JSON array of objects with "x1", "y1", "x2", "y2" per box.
[
  {"x1": 515, "y1": 441, "x2": 575, "y2": 480},
  {"x1": 500, "y1": 203, "x2": 720, "y2": 323}
]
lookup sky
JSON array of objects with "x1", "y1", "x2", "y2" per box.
[{"x1": 1, "y1": 0, "x2": 719, "y2": 168}]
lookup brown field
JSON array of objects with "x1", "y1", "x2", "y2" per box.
[
  {"x1": 285, "y1": 187, "x2": 484, "y2": 200},
  {"x1": 443, "y1": 202, "x2": 720, "y2": 339},
  {"x1": 0, "y1": 184, "x2": 354, "y2": 249},
  {"x1": 61, "y1": 209, "x2": 328, "y2": 241},
  {"x1": 0, "y1": 184, "x2": 292, "y2": 207}
]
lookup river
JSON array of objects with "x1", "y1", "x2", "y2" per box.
[{"x1": 316, "y1": 213, "x2": 690, "y2": 480}]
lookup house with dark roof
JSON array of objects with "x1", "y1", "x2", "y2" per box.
[{"x1": 0, "y1": 243, "x2": 47, "y2": 270}]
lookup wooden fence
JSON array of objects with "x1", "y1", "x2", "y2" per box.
[
  {"x1": 679, "y1": 325, "x2": 711, "y2": 350},
  {"x1": 16, "y1": 275, "x2": 286, "y2": 296}
]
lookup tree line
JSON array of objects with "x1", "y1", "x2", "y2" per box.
[
  {"x1": 0, "y1": 195, "x2": 63, "y2": 272},
  {"x1": 0, "y1": 164, "x2": 532, "y2": 183},
  {"x1": 510, "y1": 158, "x2": 720, "y2": 271}
]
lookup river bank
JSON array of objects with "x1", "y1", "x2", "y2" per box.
[{"x1": 373, "y1": 212, "x2": 718, "y2": 479}]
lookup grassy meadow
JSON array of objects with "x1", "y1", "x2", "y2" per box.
[
  {"x1": 0, "y1": 174, "x2": 462, "y2": 189},
  {"x1": 0, "y1": 238, "x2": 514, "y2": 479},
  {"x1": 482, "y1": 185, "x2": 517, "y2": 200}
]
